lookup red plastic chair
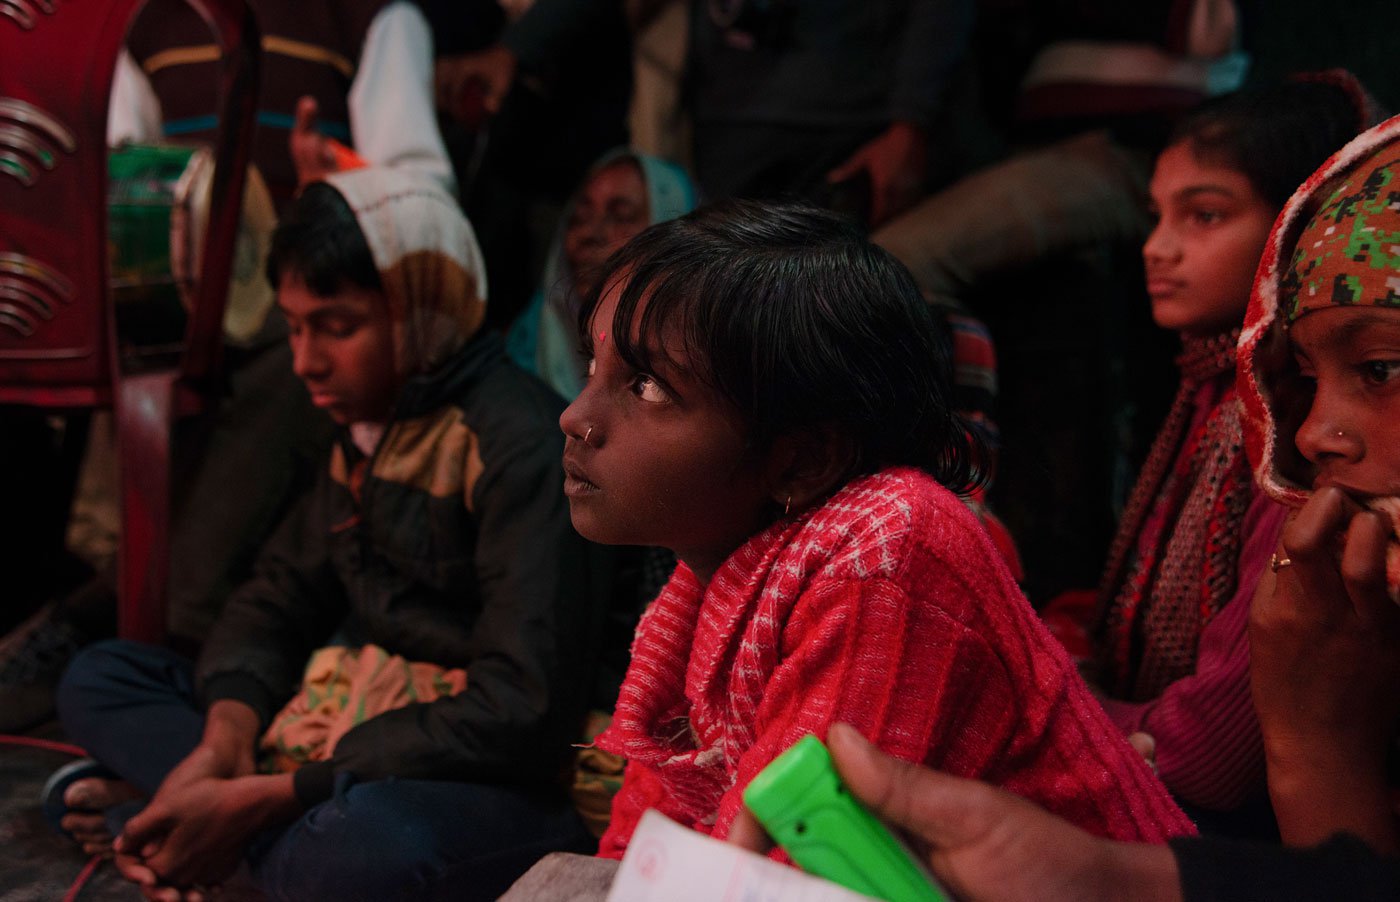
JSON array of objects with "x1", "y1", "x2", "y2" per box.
[{"x1": 0, "y1": 0, "x2": 259, "y2": 643}]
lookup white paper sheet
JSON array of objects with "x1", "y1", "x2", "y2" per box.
[{"x1": 606, "y1": 810, "x2": 877, "y2": 902}]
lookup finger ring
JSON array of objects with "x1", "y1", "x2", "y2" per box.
[{"x1": 1270, "y1": 553, "x2": 1293, "y2": 572}]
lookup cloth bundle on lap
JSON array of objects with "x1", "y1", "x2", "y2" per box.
[{"x1": 261, "y1": 644, "x2": 467, "y2": 772}]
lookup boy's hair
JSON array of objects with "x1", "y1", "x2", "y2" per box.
[
  {"x1": 580, "y1": 199, "x2": 981, "y2": 494},
  {"x1": 266, "y1": 182, "x2": 382, "y2": 296},
  {"x1": 1170, "y1": 74, "x2": 1372, "y2": 208}
]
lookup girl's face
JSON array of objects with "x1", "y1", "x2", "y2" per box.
[
  {"x1": 1143, "y1": 142, "x2": 1278, "y2": 336},
  {"x1": 1290, "y1": 307, "x2": 1400, "y2": 499},
  {"x1": 558, "y1": 278, "x2": 776, "y2": 583},
  {"x1": 564, "y1": 161, "x2": 649, "y2": 299}
]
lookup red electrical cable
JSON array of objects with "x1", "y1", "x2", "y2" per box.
[
  {"x1": 0, "y1": 733, "x2": 87, "y2": 757},
  {"x1": 61, "y1": 855, "x2": 103, "y2": 902}
]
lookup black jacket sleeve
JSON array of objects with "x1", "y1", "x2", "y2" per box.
[{"x1": 195, "y1": 472, "x2": 349, "y2": 728}]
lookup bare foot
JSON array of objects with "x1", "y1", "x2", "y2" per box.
[{"x1": 60, "y1": 776, "x2": 141, "y2": 856}]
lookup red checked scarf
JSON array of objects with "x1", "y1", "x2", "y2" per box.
[{"x1": 1095, "y1": 329, "x2": 1254, "y2": 701}]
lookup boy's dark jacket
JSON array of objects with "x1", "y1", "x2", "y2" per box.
[{"x1": 195, "y1": 331, "x2": 605, "y2": 807}]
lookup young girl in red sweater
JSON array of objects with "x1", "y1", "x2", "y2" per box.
[{"x1": 559, "y1": 199, "x2": 1194, "y2": 856}]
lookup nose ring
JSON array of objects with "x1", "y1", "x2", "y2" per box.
[{"x1": 584, "y1": 426, "x2": 594, "y2": 445}]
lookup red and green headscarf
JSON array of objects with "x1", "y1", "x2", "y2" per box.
[{"x1": 1239, "y1": 114, "x2": 1400, "y2": 506}]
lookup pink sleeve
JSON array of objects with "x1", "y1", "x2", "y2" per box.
[{"x1": 1099, "y1": 493, "x2": 1288, "y2": 809}]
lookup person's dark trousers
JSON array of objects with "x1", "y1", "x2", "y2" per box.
[{"x1": 57, "y1": 639, "x2": 596, "y2": 901}]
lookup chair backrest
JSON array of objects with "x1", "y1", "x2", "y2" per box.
[{"x1": 0, "y1": 0, "x2": 259, "y2": 406}]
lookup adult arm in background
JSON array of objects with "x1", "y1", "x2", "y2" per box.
[
  {"x1": 434, "y1": 0, "x2": 617, "y2": 119},
  {"x1": 1252, "y1": 486, "x2": 1400, "y2": 854},
  {"x1": 825, "y1": 0, "x2": 975, "y2": 227},
  {"x1": 1096, "y1": 493, "x2": 1287, "y2": 810},
  {"x1": 293, "y1": 1, "x2": 456, "y2": 193}
]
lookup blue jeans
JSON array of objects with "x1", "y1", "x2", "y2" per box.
[{"x1": 57, "y1": 639, "x2": 594, "y2": 901}]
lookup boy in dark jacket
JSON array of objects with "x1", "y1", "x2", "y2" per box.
[{"x1": 50, "y1": 168, "x2": 602, "y2": 900}]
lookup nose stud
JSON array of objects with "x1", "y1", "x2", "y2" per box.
[{"x1": 584, "y1": 426, "x2": 594, "y2": 445}]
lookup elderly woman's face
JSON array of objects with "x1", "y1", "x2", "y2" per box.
[{"x1": 564, "y1": 160, "x2": 649, "y2": 299}]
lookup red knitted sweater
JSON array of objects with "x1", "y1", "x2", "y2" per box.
[{"x1": 596, "y1": 468, "x2": 1195, "y2": 858}]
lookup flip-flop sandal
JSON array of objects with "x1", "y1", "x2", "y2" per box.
[{"x1": 40, "y1": 757, "x2": 117, "y2": 836}]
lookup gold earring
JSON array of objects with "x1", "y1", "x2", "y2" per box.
[{"x1": 784, "y1": 495, "x2": 792, "y2": 517}]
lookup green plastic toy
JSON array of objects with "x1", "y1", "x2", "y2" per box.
[{"x1": 743, "y1": 734, "x2": 948, "y2": 902}]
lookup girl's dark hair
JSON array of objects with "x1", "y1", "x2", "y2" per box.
[
  {"x1": 1170, "y1": 75, "x2": 1371, "y2": 208},
  {"x1": 580, "y1": 198, "x2": 981, "y2": 494},
  {"x1": 265, "y1": 182, "x2": 381, "y2": 295}
]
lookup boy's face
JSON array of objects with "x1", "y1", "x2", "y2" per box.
[
  {"x1": 564, "y1": 161, "x2": 649, "y2": 299},
  {"x1": 1143, "y1": 143, "x2": 1277, "y2": 336},
  {"x1": 558, "y1": 278, "x2": 775, "y2": 583},
  {"x1": 279, "y1": 272, "x2": 399, "y2": 426},
  {"x1": 1290, "y1": 306, "x2": 1400, "y2": 499}
]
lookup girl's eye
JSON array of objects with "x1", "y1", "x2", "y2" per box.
[
  {"x1": 630, "y1": 374, "x2": 669, "y2": 403},
  {"x1": 1361, "y1": 360, "x2": 1400, "y2": 385},
  {"x1": 1190, "y1": 208, "x2": 1224, "y2": 226}
]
